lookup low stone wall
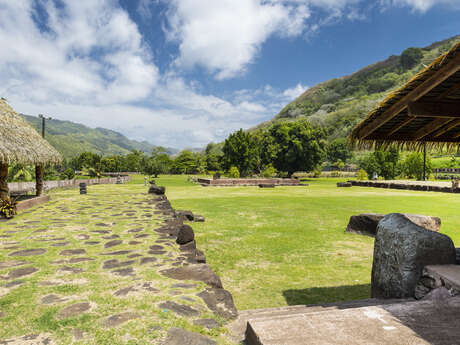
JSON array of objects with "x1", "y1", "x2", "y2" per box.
[
  {"x1": 16, "y1": 195, "x2": 51, "y2": 212},
  {"x1": 350, "y1": 180, "x2": 460, "y2": 193},
  {"x1": 8, "y1": 176, "x2": 131, "y2": 194},
  {"x1": 197, "y1": 178, "x2": 300, "y2": 186}
]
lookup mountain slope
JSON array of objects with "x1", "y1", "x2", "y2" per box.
[
  {"x1": 21, "y1": 114, "x2": 177, "y2": 158},
  {"x1": 257, "y1": 35, "x2": 460, "y2": 143}
]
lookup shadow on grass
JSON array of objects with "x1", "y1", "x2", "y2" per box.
[{"x1": 283, "y1": 284, "x2": 371, "y2": 306}]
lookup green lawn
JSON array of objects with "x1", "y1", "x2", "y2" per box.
[{"x1": 151, "y1": 175, "x2": 460, "y2": 310}]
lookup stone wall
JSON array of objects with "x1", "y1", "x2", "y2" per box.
[
  {"x1": 197, "y1": 178, "x2": 300, "y2": 186},
  {"x1": 8, "y1": 176, "x2": 131, "y2": 194},
  {"x1": 350, "y1": 180, "x2": 460, "y2": 193}
]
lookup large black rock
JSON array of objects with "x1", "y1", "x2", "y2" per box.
[
  {"x1": 346, "y1": 213, "x2": 441, "y2": 237},
  {"x1": 371, "y1": 213, "x2": 456, "y2": 299},
  {"x1": 176, "y1": 224, "x2": 195, "y2": 245},
  {"x1": 148, "y1": 185, "x2": 165, "y2": 195}
]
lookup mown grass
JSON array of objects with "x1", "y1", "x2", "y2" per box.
[{"x1": 146, "y1": 175, "x2": 460, "y2": 310}]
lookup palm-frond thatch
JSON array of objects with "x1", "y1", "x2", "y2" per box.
[
  {"x1": 0, "y1": 99, "x2": 62, "y2": 165},
  {"x1": 350, "y1": 38, "x2": 460, "y2": 151}
]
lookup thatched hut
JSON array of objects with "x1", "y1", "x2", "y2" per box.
[
  {"x1": 0, "y1": 99, "x2": 62, "y2": 200},
  {"x1": 350, "y1": 40, "x2": 460, "y2": 150}
]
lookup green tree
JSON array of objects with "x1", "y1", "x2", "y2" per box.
[
  {"x1": 265, "y1": 121, "x2": 326, "y2": 175},
  {"x1": 222, "y1": 129, "x2": 259, "y2": 177},
  {"x1": 359, "y1": 148, "x2": 400, "y2": 180},
  {"x1": 403, "y1": 152, "x2": 432, "y2": 180},
  {"x1": 326, "y1": 138, "x2": 353, "y2": 163},
  {"x1": 400, "y1": 47, "x2": 423, "y2": 70},
  {"x1": 124, "y1": 150, "x2": 144, "y2": 172},
  {"x1": 171, "y1": 150, "x2": 199, "y2": 174}
]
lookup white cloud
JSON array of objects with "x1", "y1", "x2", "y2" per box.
[
  {"x1": 379, "y1": 0, "x2": 460, "y2": 12},
  {"x1": 283, "y1": 83, "x2": 309, "y2": 100}
]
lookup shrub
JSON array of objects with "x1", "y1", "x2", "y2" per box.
[
  {"x1": 313, "y1": 167, "x2": 322, "y2": 178},
  {"x1": 227, "y1": 166, "x2": 240, "y2": 178},
  {"x1": 60, "y1": 168, "x2": 75, "y2": 180},
  {"x1": 0, "y1": 197, "x2": 17, "y2": 219},
  {"x1": 261, "y1": 164, "x2": 277, "y2": 178},
  {"x1": 356, "y1": 169, "x2": 368, "y2": 180}
]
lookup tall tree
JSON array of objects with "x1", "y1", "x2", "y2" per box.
[
  {"x1": 222, "y1": 129, "x2": 258, "y2": 177},
  {"x1": 266, "y1": 121, "x2": 326, "y2": 175}
]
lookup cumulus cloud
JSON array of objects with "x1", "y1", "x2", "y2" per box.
[
  {"x1": 283, "y1": 83, "x2": 309, "y2": 100},
  {"x1": 379, "y1": 0, "x2": 460, "y2": 12}
]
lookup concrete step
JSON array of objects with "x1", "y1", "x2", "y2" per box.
[
  {"x1": 244, "y1": 296, "x2": 460, "y2": 345},
  {"x1": 228, "y1": 298, "x2": 413, "y2": 343}
]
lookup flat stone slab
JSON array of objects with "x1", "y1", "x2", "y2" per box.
[
  {"x1": 103, "y1": 312, "x2": 140, "y2": 328},
  {"x1": 158, "y1": 301, "x2": 200, "y2": 316},
  {"x1": 163, "y1": 328, "x2": 217, "y2": 345},
  {"x1": 3, "y1": 267, "x2": 38, "y2": 280},
  {"x1": 9, "y1": 248, "x2": 46, "y2": 256},
  {"x1": 0, "y1": 260, "x2": 27, "y2": 269},
  {"x1": 193, "y1": 318, "x2": 220, "y2": 329},
  {"x1": 57, "y1": 302, "x2": 91, "y2": 319},
  {"x1": 161, "y1": 264, "x2": 223, "y2": 288},
  {"x1": 59, "y1": 249, "x2": 86, "y2": 256},
  {"x1": 245, "y1": 297, "x2": 460, "y2": 345}
]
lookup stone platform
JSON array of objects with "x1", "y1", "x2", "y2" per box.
[
  {"x1": 235, "y1": 296, "x2": 460, "y2": 345},
  {"x1": 350, "y1": 180, "x2": 459, "y2": 193},
  {"x1": 197, "y1": 178, "x2": 300, "y2": 187}
]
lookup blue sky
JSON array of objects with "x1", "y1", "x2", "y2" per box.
[{"x1": 0, "y1": 0, "x2": 459, "y2": 149}]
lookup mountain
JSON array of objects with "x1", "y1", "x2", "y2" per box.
[
  {"x1": 21, "y1": 114, "x2": 178, "y2": 158},
  {"x1": 256, "y1": 35, "x2": 460, "y2": 143}
]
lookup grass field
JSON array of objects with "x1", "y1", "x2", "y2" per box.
[{"x1": 147, "y1": 175, "x2": 460, "y2": 310}]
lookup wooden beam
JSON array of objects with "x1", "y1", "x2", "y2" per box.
[
  {"x1": 408, "y1": 101, "x2": 460, "y2": 118},
  {"x1": 432, "y1": 119, "x2": 460, "y2": 138},
  {"x1": 436, "y1": 82, "x2": 460, "y2": 100},
  {"x1": 387, "y1": 117, "x2": 415, "y2": 136},
  {"x1": 412, "y1": 118, "x2": 453, "y2": 141},
  {"x1": 358, "y1": 54, "x2": 460, "y2": 139}
]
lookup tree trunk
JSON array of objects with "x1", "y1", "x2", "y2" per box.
[
  {"x1": 0, "y1": 163, "x2": 9, "y2": 201},
  {"x1": 35, "y1": 164, "x2": 44, "y2": 196}
]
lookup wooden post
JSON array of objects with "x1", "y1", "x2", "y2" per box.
[
  {"x1": 0, "y1": 163, "x2": 9, "y2": 200},
  {"x1": 423, "y1": 143, "x2": 426, "y2": 181},
  {"x1": 35, "y1": 164, "x2": 44, "y2": 196}
]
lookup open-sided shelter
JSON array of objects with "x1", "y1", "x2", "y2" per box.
[
  {"x1": 0, "y1": 99, "x2": 62, "y2": 200},
  {"x1": 350, "y1": 40, "x2": 460, "y2": 149}
]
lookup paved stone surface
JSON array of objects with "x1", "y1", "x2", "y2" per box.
[
  {"x1": 193, "y1": 318, "x2": 220, "y2": 329},
  {"x1": 0, "y1": 185, "x2": 231, "y2": 344}
]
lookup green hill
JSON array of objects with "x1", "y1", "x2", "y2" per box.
[
  {"x1": 21, "y1": 114, "x2": 177, "y2": 158},
  {"x1": 256, "y1": 35, "x2": 460, "y2": 143}
]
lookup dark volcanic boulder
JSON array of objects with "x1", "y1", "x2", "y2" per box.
[
  {"x1": 176, "y1": 210, "x2": 194, "y2": 221},
  {"x1": 371, "y1": 213, "x2": 456, "y2": 299},
  {"x1": 259, "y1": 184, "x2": 275, "y2": 188},
  {"x1": 163, "y1": 328, "x2": 216, "y2": 345},
  {"x1": 337, "y1": 182, "x2": 352, "y2": 187},
  {"x1": 346, "y1": 213, "x2": 441, "y2": 237},
  {"x1": 346, "y1": 213, "x2": 384, "y2": 237},
  {"x1": 194, "y1": 215, "x2": 205, "y2": 222},
  {"x1": 149, "y1": 185, "x2": 165, "y2": 195},
  {"x1": 176, "y1": 224, "x2": 195, "y2": 245},
  {"x1": 197, "y1": 288, "x2": 238, "y2": 319},
  {"x1": 161, "y1": 264, "x2": 223, "y2": 288}
]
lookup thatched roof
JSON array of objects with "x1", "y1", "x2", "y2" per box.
[
  {"x1": 350, "y1": 39, "x2": 460, "y2": 151},
  {"x1": 0, "y1": 99, "x2": 62, "y2": 165}
]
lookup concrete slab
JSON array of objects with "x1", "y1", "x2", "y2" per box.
[
  {"x1": 425, "y1": 265, "x2": 460, "y2": 290},
  {"x1": 245, "y1": 297, "x2": 460, "y2": 345}
]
